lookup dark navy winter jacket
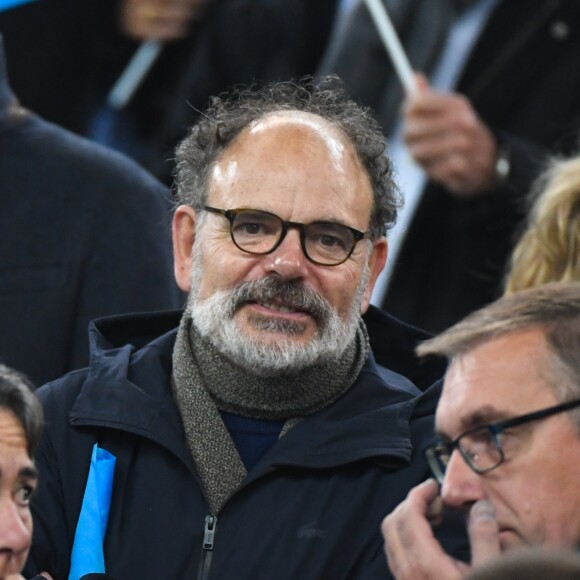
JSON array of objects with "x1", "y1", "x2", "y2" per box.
[{"x1": 26, "y1": 307, "x2": 466, "y2": 579}]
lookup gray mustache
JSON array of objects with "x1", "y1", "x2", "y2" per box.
[{"x1": 227, "y1": 277, "x2": 331, "y2": 322}]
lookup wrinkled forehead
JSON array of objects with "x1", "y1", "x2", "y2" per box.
[{"x1": 0, "y1": 407, "x2": 29, "y2": 455}]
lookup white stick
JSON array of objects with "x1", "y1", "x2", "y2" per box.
[
  {"x1": 106, "y1": 40, "x2": 163, "y2": 110},
  {"x1": 362, "y1": 0, "x2": 417, "y2": 95}
]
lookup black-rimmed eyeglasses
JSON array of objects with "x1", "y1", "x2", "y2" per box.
[
  {"x1": 425, "y1": 397, "x2": 580, "y2": 485},
  {"x1": 203, "y1": 206, "x2": 371, "y2": 266}
]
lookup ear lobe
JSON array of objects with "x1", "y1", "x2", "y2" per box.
[
  {"x1": 360, "y1": 237, "x2": 388, "y2": 314},
  {"x1": 172, "y1": 205, "x2": 198, "y2": 292}
]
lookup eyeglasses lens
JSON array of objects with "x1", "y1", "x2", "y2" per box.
[
  {"x1": 231, "y1": 210, "x2": 356, "y2": 265},
  {"x1": 232, "y1": 210, "x2": 281, "y2": 252},
  {"x1": 458, "y1": 429, "x2": 503, "y2": 472},
  {"x1": 304, "y1": 222, "x2": 355, "y2": 264}
]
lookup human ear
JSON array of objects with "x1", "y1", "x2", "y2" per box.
[
  {"x1": 360, "y1": 237, "x2": 387, "y2": 314},
  {"x1": 172, "y1": 205, "x2": 198, "y2": 292}
]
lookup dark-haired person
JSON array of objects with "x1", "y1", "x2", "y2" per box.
[
  {"x1": 382, "y1": 282, "x2": 580, "y2": 579},
  {"x1": 0, "y1": 364, "x2": 50, "y2": 580},
  {"x1": 25, "y1": 78, "x2": 465, "y2": 579}
]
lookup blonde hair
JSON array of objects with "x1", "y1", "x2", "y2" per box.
[{"x1": 504, "y1": 156, "x2": 580, "y2": 294}]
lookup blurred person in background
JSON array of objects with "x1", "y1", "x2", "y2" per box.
[
  {"x1": 119, "y1": 0, "x2": 215, "y2": 42},
  {"x1": 504, "y1": 154, "x2": 580, "y2": 293},
  {"x1": 0, "y1": 0, "x2": 339, "y2": 184},
  {"x1": 0, "y1": 37, "x2": 182, "y2": 385},
  {"x1": 88, "y1": 0, "x2": 339, "y2": 182},
  {"x1": 318, "y1": 0, "x2": 580, "y2": 333},
  {"x1": 0, "y1": 363, "x2": 49, "y2": 580}
]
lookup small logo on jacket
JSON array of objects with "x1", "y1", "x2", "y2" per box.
[{"x1": 297, "y1": 521, "x2": 327, "y2": 540}]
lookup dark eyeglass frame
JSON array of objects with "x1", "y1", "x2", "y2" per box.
[
  {"x1": 425, "y1": 397, "x2": 580, "y2": 485},
  {"x1": 203, "y1": 205, "x2": 371, "y2": 266}
]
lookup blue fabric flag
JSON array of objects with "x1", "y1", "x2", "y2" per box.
[
  {"x1": 68, "y1": 444, "x2": 116, "y2": 580},
  {"x1": 0, "y1": 0, "x2": 38, "y2": 13}
]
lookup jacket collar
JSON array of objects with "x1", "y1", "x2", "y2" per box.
[
  {"x1": 70, "y1": 309, "x2": 442, "y2": 472},
  {"x1": 72, "y1": 313, "x2": 193, "y2": 470}
]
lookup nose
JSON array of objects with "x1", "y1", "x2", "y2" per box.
[
  {"x1": 0, "y1": 498, "x2": 31, "y2": 563},
  {"x1": 263, "y1": 228, "x2": 308, "y2": 279},
  {"x1": 440, "y1": 450, "x2": 486, "y2": 511}
]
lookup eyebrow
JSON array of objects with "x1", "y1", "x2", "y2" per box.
[
  {"x1": 0, "y1": 464, "x2": 39, "y2": 481},
  {"x1": 19, "y1": 465, "x2": 39, "y2": 480},
  {"x1": 436, "y1": 405, "x2": 513, "y2": 440},
  {"x1": 222, "y1": 207, "x2": 361, "y2": 229}
]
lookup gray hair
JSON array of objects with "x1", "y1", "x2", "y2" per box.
[
  {"x1": 174, "y1": 76, "x2": 400, "y2": 239},
  {"x1": 0, "y1": 364, "x2": 43, "y2": 455},
  {"x1": 418, "y1": 283, "x2": 580, "y2": 425}
]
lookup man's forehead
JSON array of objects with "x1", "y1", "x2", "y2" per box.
[
  {"x1": 0, "y1": 408, "x2": 33, "y2": 480},
  {"x1": 435, "y1": 370, "x2": 509, "y2": 436},
  {"x1": 208, "y1": 109, "x2": 373, "y2": 222},
  {"x1": 0, "y1": 408, "x2": 27, "y2": 449},
  {"x1": 237, "y1": 111, "x2": 353, "y2": 157},
  {"x1": 248, "y1": 110, "x2": 340, "y2": 134},
  {"x1": 436, "y1": 329, "x2": 557, "y2": 435}
]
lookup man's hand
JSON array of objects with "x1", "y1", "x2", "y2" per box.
[
  {"x1": 466, "y1": 501, "x2": 501, "y2": 566},
  {"x1": 381, "y1": 479, "x2": 502, "y2": 579},
  {"x1": 382, "y1": 479, "x2": 470, "y2": 579},
  {"x1": 402, "y1": 75, "x2": 499, "y2": 197},
  {"x1": 120, "y1": 0, "x2": 213, "y2": 41}
]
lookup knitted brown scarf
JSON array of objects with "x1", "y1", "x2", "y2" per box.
[{"x1": 171, "y1": 311, "x2": 369, "y2": 514}]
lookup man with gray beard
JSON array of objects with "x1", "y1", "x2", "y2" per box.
[{"x1": 24, "y1": 78, "x2": 466, "y2": 580}]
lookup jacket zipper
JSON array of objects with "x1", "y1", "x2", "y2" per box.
[{"x1": 197, "y1": 514, "x2": 217, "y2": 580}]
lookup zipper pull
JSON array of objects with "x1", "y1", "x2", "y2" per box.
[{"x1": 203, "y1": 515, "x2": 217, "y2": 550}]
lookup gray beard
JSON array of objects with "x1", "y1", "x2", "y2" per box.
[{"x1": 187, "y1": 238, "x2": 370, "y2": 377}]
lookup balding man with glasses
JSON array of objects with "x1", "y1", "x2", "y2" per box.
[
  {"x1": 382, "y1": 282, "x2": 580, "y2": 579},
  {"x1": 25, "y1": 77, "x2": 466, "y2": 580}
]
